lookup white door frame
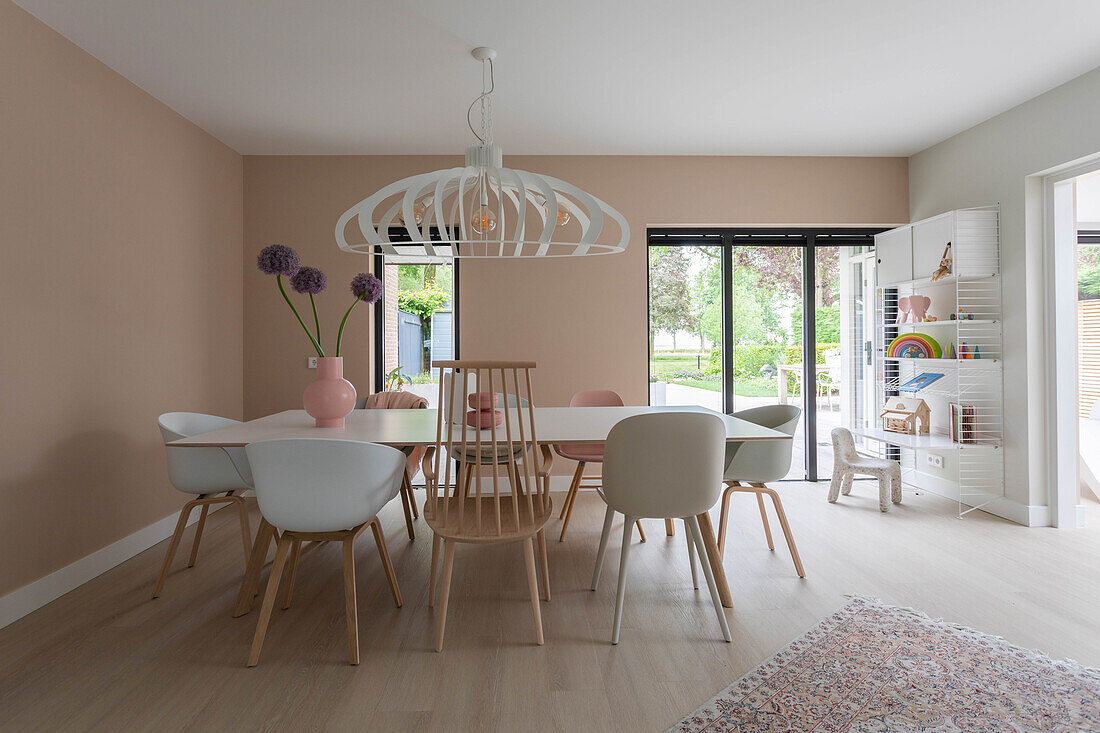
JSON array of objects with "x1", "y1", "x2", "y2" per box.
[{"x1": 1040, "y1": 157, "x2": 1100, "y2": 527}]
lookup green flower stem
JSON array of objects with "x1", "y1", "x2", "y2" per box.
[
  {"x1": 277, "y1": 275, "x2": 325, "y2": 357},
  {"x1": 335, "y1": 297, "x2": 362, "y2": 357},
  {"x1": 309, "y1": 293, "x2": 322, "y2": 351}
]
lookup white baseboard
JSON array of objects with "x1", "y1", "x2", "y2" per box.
[
  {"x1": 979, "y1": 498, "x2": 1048, "y2": 526},
  {"x1": 0, "y1": 506, "x2": 206, "y2": 630}
]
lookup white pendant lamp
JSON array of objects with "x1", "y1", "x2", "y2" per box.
[{"x1": 336, "y1": 47, "x2": 628, "y2": 259}]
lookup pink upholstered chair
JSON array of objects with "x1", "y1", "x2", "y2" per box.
[
  {"x1": 555, "y1": 390, "x2": 646, "y2": 543},
  {"x1": 361, "y1": 390, "x2": 429, "y2": 540}
]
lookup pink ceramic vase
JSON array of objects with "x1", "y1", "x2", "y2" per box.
[{"x1": 303, "y1": 357, "x2": 356, "y2": 428}]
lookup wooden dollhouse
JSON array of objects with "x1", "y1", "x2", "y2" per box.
[{"x1": 879, "y1": 397, "x2": 931, "y2": 435}]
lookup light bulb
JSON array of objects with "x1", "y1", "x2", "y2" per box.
[
  {"x1": 398, "y1": 196, "x2": 433, "y2": 226},
  {"x1": 533, "y1": 195, "x2": 570, "y2": 228},
  {"x1": 471, "y1": 204, "x2": 497, "y2": 234}
]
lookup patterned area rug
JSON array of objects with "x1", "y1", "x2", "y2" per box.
[{"x1": 671, "y1": 596, "x2": 1100, "y2": 732}]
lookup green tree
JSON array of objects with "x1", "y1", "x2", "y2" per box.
[
  {"x1": 1079, "y1": 246, "x2": 1100, "y2": 300},
  {"x1": 649, "y1": 247, "x2": 696, "y2": 351}
]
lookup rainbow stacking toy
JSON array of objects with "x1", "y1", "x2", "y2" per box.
[{"x1": 886, "y1": 333, "x2": 942, "y2": 359}]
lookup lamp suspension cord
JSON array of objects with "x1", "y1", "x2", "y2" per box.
[{"x1": 467, "y1": 58, "x2": 494, "y2": 145}]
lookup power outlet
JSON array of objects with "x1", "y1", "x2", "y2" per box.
[
  {"x1": 307, "y1": 357, "x2": 318, "y2": 369},
  {"x1": 925, "y1": 453, "x2": 943, "y2": 469}
]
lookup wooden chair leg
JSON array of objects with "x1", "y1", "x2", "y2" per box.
[
  {"x1": 405, "y1": 468, "x2": 419, "y2": 519},
  {"x1": 717, "y1": 482, "x2": 736, "y2": 555},
  {"x1": 756, "y1": 484, "x2": 806, "y2": 578},
  {"x1": 370, "y1": 518, "x2": 402, "y2": 607},
  {"x1": 522, "y1": 537, "x2": 545, "y2": 645},
  {"x1": 591, "y1": 505, "x2": 615, "y2": 591},
  {"x1": 665, "y1": 518, "x2": 674, "y2": 536},
  {"x1": 232, "y1": 497, "x2": 252, "y2": 564},
  {"x1": 342, "y1": 537, "x2": 360, "y2": 665},
  {"x1": 686, "y1": 516, "x2": 732, "y2": 642},
  {"x1": 280, "y1": 540, "x2": 302, "y2": 610},
  {"x1": 536, "y1": 529, "x2": 551, "y2": 601},
  {"x1": 611, "y1": 515, "x2": 636, "y2": 645},
  {"x1": 755, "y1": 491, "x2": 775, "y2": 550},
  {"x1": 462, "y1": 465, "x2": 474, "y2": 499},
  {"x1": 398, "y1": 471, "x2": 416, "y2": 541},
  {"x1": 247, "y1": 534, "x2": 291, "y2": 667},
  {"x1": 428, "y1": 532, "x2": 441, "y2": 607},
  {"x1": 559, "y1": 462, "x2": 584, "y2": 519},
  {"x1": 233, "y1": 518, "x2": 276, "y2": 617},
  {"x1": 558, "y1": 462, "x2": 585, "y2": 541},
  {"x1": 435, "y1": 539, "x2": 456, "y2": 652},
  {"x1": 187, "y1": 503, "x2": 210, "y2": 568},
  {"x1": 635, "y1": 520, "x2": 646, "y2": 543},
  {"x1": 152, "y1": 500, "x2": 197, "y2": 598}
]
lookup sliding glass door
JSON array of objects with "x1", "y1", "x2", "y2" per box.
[
  {"x1": 648, "y1": 229, "x2": 882, "y2": 481},
  {"x1": 730, "y1": 245, "x2": 805, "y2": 477}
]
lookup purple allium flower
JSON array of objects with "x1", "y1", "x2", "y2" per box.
[
  {"x1": 290, "y1": 266, "x2": 327, "y2": 294},
  {"x1": 256, "y1": 244, "x2": 301, "y2": 276},
  {"x1": 350, "y1": 273, "x2": 383, "y2": 303}
]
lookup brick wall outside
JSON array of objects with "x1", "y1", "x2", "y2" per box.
[{"x1": 384, "y1": 264, "x2": 398, "y2": 378}]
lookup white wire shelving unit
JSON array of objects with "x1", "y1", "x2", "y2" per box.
[{"x1": 852, "y1": 206, "x2": 1005, "y2": 518}]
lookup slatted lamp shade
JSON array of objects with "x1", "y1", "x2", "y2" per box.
[{"x1": 335, "y1": 48, "x2": 628, "y2": 259}]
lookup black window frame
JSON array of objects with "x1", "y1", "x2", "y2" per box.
[{"x1": 647, "y1": 227, "x2": 885, "y2": 481}]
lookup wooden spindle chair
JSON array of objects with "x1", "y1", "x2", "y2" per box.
[{"x1": 422, "y1": 361, "x2": 553, "y2": 651}]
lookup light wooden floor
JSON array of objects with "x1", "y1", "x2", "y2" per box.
[{"x1": 2, "y1": 484, "x2": 1098, "y2": 731}]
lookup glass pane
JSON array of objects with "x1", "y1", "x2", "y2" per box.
[
  {"x1": 648, "y1": 245, "x2": 723, "y2": 409},
  {"x1": 817, "y1": 246, "x2": 878, "y2": 476},
  {"x1": 731, "y1": 246, "x2": 805, "y2": 478},
  {"x1": 381, "y1": 260, "x2": 454, "y2": 408}
]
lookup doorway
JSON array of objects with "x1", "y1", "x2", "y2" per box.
[
  {"x1": 372, "y1": 254, "x2": 457, "y2": 407},
  {"x1": 647, "y1": 228, "x2": 883, "y2": 481}
]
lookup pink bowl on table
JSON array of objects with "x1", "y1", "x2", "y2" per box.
[
  {"x1": 468, "y1": 392, "x2": 499, "y2": 410},
  {"x1": 466, "y1": 409, "x2": 503, "y2": 428}
]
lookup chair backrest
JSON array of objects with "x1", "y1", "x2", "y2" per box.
[
  {"x1": 442, "y1": 372, "x2": 528, "y2": 423},
  {"x1": 428, "y1": 360, "x2": 547, "y2": 537},
  {"x1": 602, "y1": 412, "x2": 725, "y2": 518},
  {"x1": 245, "y1": 439, "x2": 406, "y2": 533},
  {"x1": 158, "y1": 412, "x2": 252, "y2": 493},
  {"x1": 361, "y1": 390, "x2": 429, "y2": 410},
  {"x1": 722, "y1": 405, "x2": 801, "y2": 483},
  {"x1": 569, "y1": 389, "x2": 624, "y2": 408},
  {"x1": 831, "y1": 427, "x2": 859, "y2": 463}
]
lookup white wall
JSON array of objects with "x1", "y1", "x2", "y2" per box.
[
  {"x1": 909, "y1": 65, "x2": 1100, "y2": 507},
  {"x1": 1078, "y1": 170, "x2": 1100, "y2": 228}
]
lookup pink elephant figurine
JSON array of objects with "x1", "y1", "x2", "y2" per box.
[
  {"x1": 908, "y1": 295, "x2": 931, "y2": 322},
  {"x1": 896, "y1": 295, "x2": 911, "y2": 324}
]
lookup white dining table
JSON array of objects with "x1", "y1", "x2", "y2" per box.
[{"x1": 170, "y1": 405, "x2": 789, "y2": 613}]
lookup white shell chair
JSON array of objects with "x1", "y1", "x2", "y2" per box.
[
  {"x1": 591, "y1": 412, "x2": 731, "y2": 644},
  {"x1": 153, "y1": 412, "x2": 255, "y2": 599},
  {"x1": 244, "y1": 439, "x2": 406, "y2": 667},
  {"x1": 715, "y1": 405, "x2": 805, "y2": 578}
]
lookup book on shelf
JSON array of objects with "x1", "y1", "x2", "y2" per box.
[
  {"x1": 949, "y1": 403, "x2": 976, "y2": 443},
  {"x1": 897, "y1": 373, "x2": 944, "y2": 392}
]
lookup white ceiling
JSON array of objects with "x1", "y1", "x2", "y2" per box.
[{"x1": 14, "y1": 0, "x2": 1100, "y2": 156}]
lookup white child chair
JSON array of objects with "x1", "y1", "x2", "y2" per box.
[
  {"x1": 591, "y1": 412, "x2": 731, "y2": 645},
  {"x1": 154, "y1": 412, "x2": 255, "y2": 599},
  {"x1": 244, "y1": 438, "x2": 406, "y2": 667},
  {"x1": 828, "y1": 427, "x2": 902, "y2": 512}
]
